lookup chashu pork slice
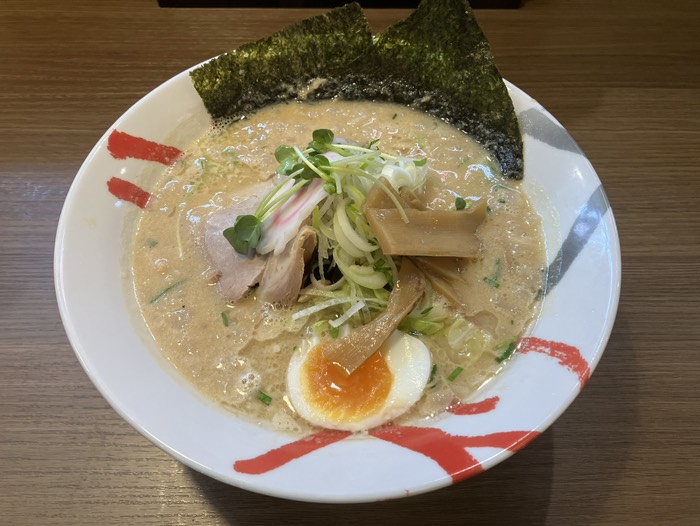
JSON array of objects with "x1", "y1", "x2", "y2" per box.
[
  {"x1": 257, "y1": 225, "x2": 317, "y2": 306},
  {"x1": 204, "y1": 186, "x2": 270, "y2": 302}
]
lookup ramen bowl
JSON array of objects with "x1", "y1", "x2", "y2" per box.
[{"x1": 54, "y1": 64, "x2": 620, "y2": 502}]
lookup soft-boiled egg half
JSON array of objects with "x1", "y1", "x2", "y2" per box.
[{"x1": 287, "y1": 330, "x2": 432, "y2": 431}]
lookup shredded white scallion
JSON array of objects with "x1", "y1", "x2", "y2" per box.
[
  {"x1": 318, "y1": 194, "x2": 335, "y2": 217},
  {"x1": 329, "y1": 300, "x2": 366, "y2": 328},
  {"x1": 291, "y1": 297, "x2": 358, "y2": 321}
]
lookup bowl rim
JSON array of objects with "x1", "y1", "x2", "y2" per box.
[{"x1": 54, "y1": 64, "x2": 621, "y2": 503}]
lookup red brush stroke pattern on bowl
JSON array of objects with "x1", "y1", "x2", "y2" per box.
[
  {"x1": 105, "y1": 130, "x2": 183, "y2": 207},
  {"x1": 107, "y1": 130, "x2": 183, "y2": 165},
  {"x1": 106, "y1": 177, "x2": 151, "y2": 208}
]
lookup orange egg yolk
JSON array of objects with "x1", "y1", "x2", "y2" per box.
[{"x1": 300, "y1": 343, "x2": 393, "y2": 423}]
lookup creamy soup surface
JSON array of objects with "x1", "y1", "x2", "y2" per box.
[{"x1": 131, "y1": 100, "x2": 545, "y2": 434}]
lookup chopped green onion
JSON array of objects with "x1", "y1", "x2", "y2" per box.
[
  {"x1": 256, "y1": 390, "x2": 272, "y2": 406},
  {"x1": 373, "y1": 258, "x2": 394, "y2": 284},
  {"x1": 221, "y1": 311, "x2": 230, "y2": 327},
  {"x1": 336, "y1": 202, "x2": 376, "y2": 253},
  {"x1": 496, "y1": 339, "x2": 518, "y2": 363},
  {"x1": 146, "y1": 239, "x2": 158, "y2": 248},
  {"x1": 447, "y1": 367, "x2": 464, "y2": 381},
  {"x1": 483, "y1": 277, "x2": 500, "y2": 288},
  {"x1": 149, "y1": 279, "x2": 186, "y2": 304},
  {"x1": 420, "y1": 306, "x2": 434, "y2": 315},
  {"x1": 334, "y1": 249, "x2": 388, "y2": 289},
  {"x1": 310, "y1": 319, "x2": 330, "y2": 335},
  {"x1": 483, "y1": 258, "x2": 502, "y2": 288},
  {"x1": 428, "y1": 364, "x2": 437, "y2": 387},
  {"x1": 408, "y1": 318, "x2": 443, "y2": 335}
]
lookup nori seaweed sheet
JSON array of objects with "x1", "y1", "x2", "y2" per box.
[
  {"x1": 190, "y1": 3, "x2": 374, "y2": 118},
  {"x1": 190, "y1": 0, "x2": 523, "y2": 179}
]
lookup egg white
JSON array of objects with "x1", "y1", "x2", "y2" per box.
[{"x1": 286, "y1": 330, "x2": 431, "y2": 432}]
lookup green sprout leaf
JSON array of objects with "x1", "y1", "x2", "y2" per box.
[
  {"x1": 310, "y1": 128, "x2": 335, "y2": 152},
  {"x1": 223, "y1": 214, "x2": 262, "y2": 255},
  {"x1": 274, "y1": 145, "x2": 298, "y2": 175},
  {"x1": 309, "y1": 154, "x2": 331, "y2": 177}
]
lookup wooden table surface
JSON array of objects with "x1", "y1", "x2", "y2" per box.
[{"x1": 2, "y1": 0, "x2": 699, "y2": 524}]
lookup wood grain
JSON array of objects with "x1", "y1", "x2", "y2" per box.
[{"x1": 1, "y1": 0, "x2": 699, "y2": 524}]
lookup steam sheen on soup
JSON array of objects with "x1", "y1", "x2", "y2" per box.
[{"x1": 131, "y1": 100, "x2": 545, "y2": 435}]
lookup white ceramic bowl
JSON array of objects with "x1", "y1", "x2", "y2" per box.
[{"x1": 54, "y1": 65, "x2": 621, "y2": 502}]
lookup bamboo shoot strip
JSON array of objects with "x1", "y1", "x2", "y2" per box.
[
  {"x1": 323, "y1": 258, "x2": 425, "y2": 375},
  {"x1": 365, "y1": 200, "x2": 487, "y2": 258}
]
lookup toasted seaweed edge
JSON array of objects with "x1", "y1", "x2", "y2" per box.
[
  {"x1": 371, "y1": 0, "x2": 523, "y2": 179},
  {"x1": 190, "y1": 3, "x2": 374, "y2": 120},
  {"x1": 189, "y1": 0, "x2": 523, "y2": 179}
]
